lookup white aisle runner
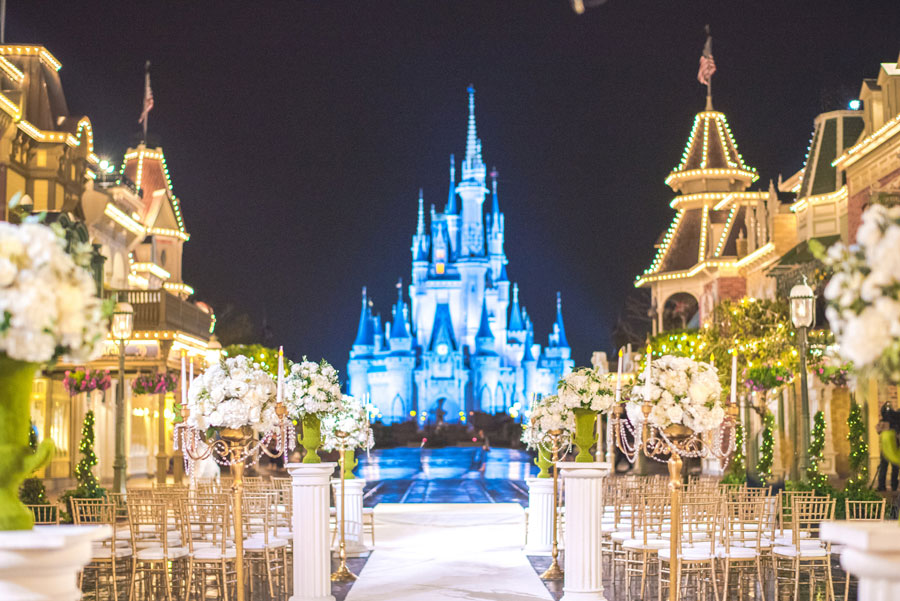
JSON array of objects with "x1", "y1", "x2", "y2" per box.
[{"x1": 345, "y1": 503, "x2": 553, "y2": 601}]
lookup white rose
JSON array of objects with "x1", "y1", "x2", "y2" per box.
[{"x1": 841, "y1": 306, "x2": 894, "y2": 366}]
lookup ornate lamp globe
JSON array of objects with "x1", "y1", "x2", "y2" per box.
[
  {"x1": 111, "y1": 301, "x2": 134, "y2": 340},
  {"x1": 789, "y1": 279, "x2": 815, "y2": 329}
]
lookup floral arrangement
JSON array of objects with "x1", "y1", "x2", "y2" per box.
[
  {"x1": 812, "y1": 355, "x2": 851, "y2": 387},
  {"x1": 0, "y1": 222, "x2": 107, "y2": 363},
  {"x1": 63, "y1": 368, "x2": 111, "y2": 396},
  {"x1": 283, "y1": 358, "x2": 343, "y2": 419},
  {"x1": 824, "y1": 204, "x2": 900, "y2": 382},
  {"x1": 742, "y1": 364, "x2": 792, "y2": 392},
  {"x1": 521, "y1": 395, "x2": 575, "y2": 448},
  {"x1": 186, "y1": 355, "x2": 278, "y2": 435},
  {"x1": 629, "y1": 355, "x2": 725, "y2": 433},
  {"x1": 321, "y1": 395, "x2": 374, "y2": 451},
  {"x1": 557, "y1": 367, "x2": 618, "y2": 413},
  {"x1": 132, "y1": 371, "x2": 179, "y2": 395}
]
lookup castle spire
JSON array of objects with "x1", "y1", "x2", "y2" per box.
[
  {"x1": 416, "y1": 189, "x2": 425, "y2": 236},
  {"x1": 508, "y1": 283, "x2": 524, "y2": 332},
  {"x1": 390, "y1": 279, "x2": 411, "y2": 339},
  {"x1": 446, "y1": 154, "x2": 457, "y2": 213},
  {"x1": 352, "y1": 287, "x2": 373, "y2": 348},
  {"x1": 555, "y1": 291, "x2": 569, "y2": 348},
  {"x1": 466, "y1": 85, "x2": 478, "y2": 163},
  {"x1": 476, "y1": 296, "x2": 494, "y2": 341},
  {"x1": 490, "y1": 168, "x2": 500, "y2": 217}
]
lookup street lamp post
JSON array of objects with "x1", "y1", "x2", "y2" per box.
[
  {"x1": 111, "y1": 299, "x2": 134, "y2": 493},
  {"x1": 790, "y1": 277, "x2": 815, "y2": 477}
]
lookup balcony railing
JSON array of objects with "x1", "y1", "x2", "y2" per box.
[{"x1": 105, "y1": 289, "x2": 212, "y2": 341}]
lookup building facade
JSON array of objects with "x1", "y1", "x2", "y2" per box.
[
  {"x1": 348, "y1": 87, "x2": 573, "y2": 424},
  {"x1": 0, "y1": 44, "x2": 216, "y2": 486}
]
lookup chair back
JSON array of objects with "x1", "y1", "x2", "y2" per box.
[
  {"x1": 27, "y1": 504, "x2": 59, "y2": 525},
  {"x1": 845, "y1": 498, "x2": 885, "y2": 521},
  {"x1": 790, "y1": 495, "x2": 834, "y2": 551},
  {"x1": 183, "y1": 497, "x2": 231, "y2": 554}
]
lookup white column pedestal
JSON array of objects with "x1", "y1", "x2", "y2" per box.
[
  {"x1": 0, "y1": 525, "x2": 110, "y2": 601},
  {"x1": 331, "y1": 478, "x2": 370, "y2": 557},
  {"x1": 821, "y1": 521, "x2": 900, "y2": 601},
  {"x1": 559, "y1": 462, "x2": 611, "y2": 601},
  {"x1": 288, "y1": 462, "x2": 338, "y2": 601},
  {"x1": 524, "y1": 477, "x2": 554, "y2": 555}
]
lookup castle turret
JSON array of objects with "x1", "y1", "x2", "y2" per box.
[
  {"x1": 411, "y1": 190, "x2": 430, "y2": 290},
  {"x1": 445, "y1": 154, "x2": 460, "y2": 258},
  {"x1": 352, "y1": 288, "x2": 374, "y2": 352},
  {"x1": 390, "y1": 280, "x2": 413, "y2": 352},
  {"x1": 488, "y1": 169, "x2": 506, "y2": 281},
  {"x1": 475, "y1": 297, "x2": 496, "y2": 355},
  {"x1": 508, "y1": 283, "x2": 525, "y2": 340}
]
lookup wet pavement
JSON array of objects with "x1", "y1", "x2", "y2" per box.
[{"x1": 354, "y1": 446, "x2": 537, "y2": 506}]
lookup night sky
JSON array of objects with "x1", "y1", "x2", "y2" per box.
[{"x1": 17, "y1": 1, "x2": 900, "y2": 369}]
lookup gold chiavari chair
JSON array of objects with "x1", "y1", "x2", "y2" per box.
[
  {"x1": 73, "y1": 499, "x2": 132, "y2": 601},
  {"x1": 773, "y1": 489, "x2": 816, "y2": 545},
  {"x1": 657, "y1": 496, "x2": 721, "y2": 601},
  {"x1": 243, "y1": 491, "x2": 288, "y2": 601},
  {"x1": 127, "y1": 498, "x2": 190, "y2": 601},
  {"x1": 622, "y1": 493, "x2": 669, "y2": 600},
  {"x1": 838, "y1": 498, "x2": 886, "y2": 600},
  {"x1": 27, "y1": 504, "x2": 59, "y2": 525},
  {"x1": 719, "y1": 496, "x2": 767, "y2": 601},
  {"x1": 183, "y1": 497, "x2": 236, "y2": 601},
  {"x1": 773, "y1": 495, "x2": 835, "y2": 601}
]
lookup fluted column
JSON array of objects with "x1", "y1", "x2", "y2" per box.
[
  {"x1": 559, "y1": 462, "x2": 611, "y2": 601},
  {"x1": 331, "y1": 478, "x2": 370, "y2": 556},
  {"x1": 822, "y1": 521, "x2": 900, "y2": 601},
  {"x1": 524, "y1": 477, "x2": 554, "y2": 554},
  {"x1": 288, "y1": 462, "x2": 337, "y2": 601},
  {"x1": 0, "y1": 525, "x2": 110, "y2": 601}
]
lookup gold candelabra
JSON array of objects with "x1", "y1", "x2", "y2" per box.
[
  {"x1": 539, "y1": 428, "x2": 565, "y2": 581},
  {"x1": 331, "y1": 430, "x2": 357, "y2": 583},
  {"x1": 611, "y1": 403, "x2": 736, "y2": 601},
  {"x1": 176, "y1": 402, "x2": 293, "y2": 601}
]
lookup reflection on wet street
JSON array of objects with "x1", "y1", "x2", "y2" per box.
[{"x1": 356, "y1": 447, "x2": 536, "y2": 505}]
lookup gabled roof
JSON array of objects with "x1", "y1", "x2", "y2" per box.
[
  {"x1": 390, "y1": 285, "x2": 411, "y2": 339},
  {"x1": 120, "y1": 145, "x2": 187, "y2": 234}
]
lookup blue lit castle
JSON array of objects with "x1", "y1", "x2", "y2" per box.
[{"x1": 347, "y1": 87, "x2": 573, "y2": 425}]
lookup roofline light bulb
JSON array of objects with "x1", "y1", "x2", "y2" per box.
[{"x1": 848, "y1": 99, "x2": 861, "y2": 110}]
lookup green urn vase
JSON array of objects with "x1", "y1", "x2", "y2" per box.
[
  {"x1": 342, "y1": 449, "x2": 357, "y2": 479},
  {"x1": 300, "y1": 414, "x2": 322, "y2": 463},
  {"x1": 573, "y1": 407, "x2": 598, "y2": 463},
  {"x1": 0, "y1": 357, "x2": 54, "y2": 530},
  {"x1": 534, "y1": 443, "x2": 552, "y2": 478}
]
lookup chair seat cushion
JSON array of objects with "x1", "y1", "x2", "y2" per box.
[
  {"x1": 717, "y1": 546, "x2": 757, "y2": 559},
  {"x1": 623, "y1": 539, "x2": 668, "y2": 551},
  {"x1": 659, "y1": 548, "x2": 713, "y2": 561},
  {"x1": 136, "y1": 546, "x2": 188, "y2": 561},
  {"x1": 243, "y1": 537, "x2": 288, "y2": 550},
  {"x1": 192, "y1": 547, "x2": 237, "y2": 560},
  {"x1": 773, "y1": 537, "x2": 823, "y2": 548},
  {"x1": 772, "y1": 545, "x2": 827, "y2": 558},
  {"x1": 91, "y1": 544, "x2": 132, "y2": 560}
]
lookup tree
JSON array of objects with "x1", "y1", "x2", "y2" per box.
[
  {"x1": 19, "y1": 425, "x2": 49, "y2": 505},
  {"x1": 59, "y1": 411, "x2": 106, "y2": 521},
  {"x1": 224, "y1": 344, "x2": 280, "y2": 376}
]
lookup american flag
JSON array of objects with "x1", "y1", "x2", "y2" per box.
[
  {"x1": 138, "y1": 62, "x2": 153, "y2": 125},
  {"x1": 697, "y1": 30, "x2": 716, "y2": 86}
]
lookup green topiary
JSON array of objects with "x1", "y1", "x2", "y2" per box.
[
  {"x1": 756, "y1": 411, "x2": 775, "y2": 485},
  {"x1": 19, "y1": 424, "x2": 49, "y2": 505},
  {"x1": 59, "y1": 411, "x2": 106, "y2": 521}
]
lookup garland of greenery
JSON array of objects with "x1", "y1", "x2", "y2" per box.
[
  {"x1": 813, "y1": 362, "x2": 851, "y2": 387},
  {"x1": 806, "y1": 410, "x2": 828, "y2": 490},
  {"x1": 846, "y1": 401, "x2": 868, "y2": 491},
  {"x1": 721, "y1": 421, "x2": 747, "y2": 484},
  {"x1": 756, "y1": 411, "x2": 775, "y2": 485}
]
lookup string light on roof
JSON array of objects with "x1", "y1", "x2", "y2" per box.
[
  {"x1": 714, "y1": 206, "x2": 737, "y2": 256},
  {"x1": 698, "y1": 206, "x2": 709, "y2": 261}
]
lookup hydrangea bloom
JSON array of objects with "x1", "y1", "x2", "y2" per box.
[
  {"x1": 321, "y1": 395, "x2": 374, "y2": 451},
  {"x1": 557, "y1": 367, "x2": 618, "y2": 413},
  {"x1": 522, "y1": 395, "x2": 575, "y2": 449},
  {"x1": 628, "y1": 355, "x2": 725, "y2": 433},
  {"x1": 187, "y1": 355, "x2": 278, "y2": 434},
  {"x1": 0, "y1": 222, "x2": 107, "y2": 363},
  {"x1": 283, "y1": 358, "x2": 344, "y2": 419},
  {"x1": 824, "y1": 205, "x2": 900, "y2": 379}
]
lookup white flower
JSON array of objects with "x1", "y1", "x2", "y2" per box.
[
  {"x1": 186, "y1": 356, "x2": 278, "y2": 434},
  {"x1": 840, "y1": 306, "x2": 894, "y2": 366},
  {"x1": 283, "y1": 358, "x2": 344, "y2": 419},
  {"x1": 321, "y1": 395, "x2": 374, "y2": 451},
  {"x1": 634, "y1": 355, "x2": 724, "y2": 433}
]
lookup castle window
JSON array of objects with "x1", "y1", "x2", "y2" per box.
[{"x1": 436, "y1": 263, "x2": 445, "y2": 275}]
